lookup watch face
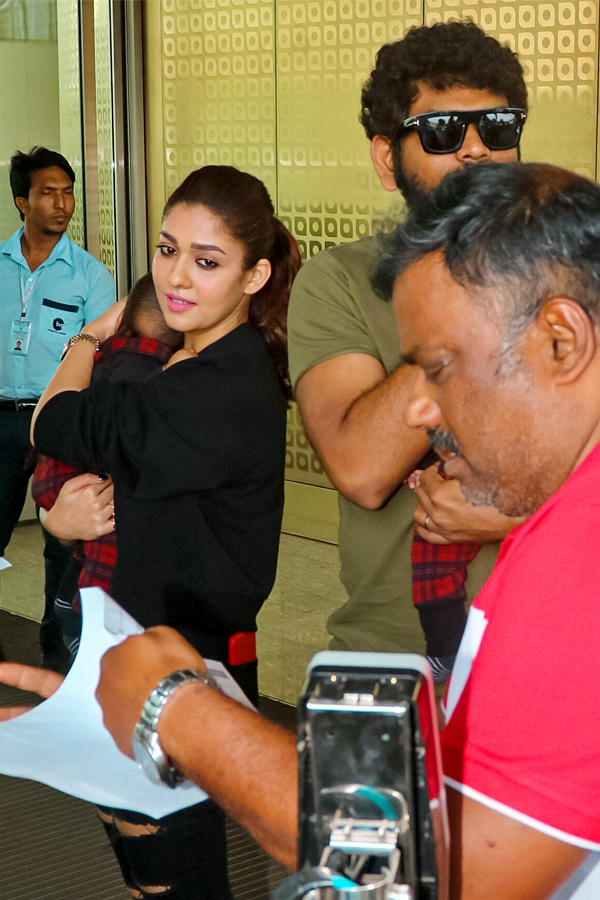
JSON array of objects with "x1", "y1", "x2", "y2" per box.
[
  {"x1": 132, "y1": 671, "x2": 210, "y2": 789},
  {"x1": 132, "y1": 739, "x2": 163, "y2": 787}
]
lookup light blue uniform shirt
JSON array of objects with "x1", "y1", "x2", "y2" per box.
[{"x1": 0, "y1": 228, "x2": 115, "y2": 399}]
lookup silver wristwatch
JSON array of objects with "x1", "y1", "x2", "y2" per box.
[{"x1": 132, "y1": 668, "x2": 219, "y2": 788}]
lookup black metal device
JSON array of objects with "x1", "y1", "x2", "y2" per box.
[{"x1": 273, "y1": 652, "x2": 449, "y2": 900}]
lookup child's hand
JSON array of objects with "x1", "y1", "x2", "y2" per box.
[
  {"x1": 406, "y1": 469, "x2": 423, "y2": 490},
  {"x1": 407, "y1": 458, "x2": 450, "y2": 490},
  {"x1": 163, "y1": 349, "x2": 197, "y2": 369}
]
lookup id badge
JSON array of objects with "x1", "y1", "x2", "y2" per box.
[{"x1": 9, "y1": 320, "x2": 31, "y2": 356}]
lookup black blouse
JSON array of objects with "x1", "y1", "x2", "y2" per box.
[{"x1": 34, "y1": 323, "x2": 287, "y2": 657}]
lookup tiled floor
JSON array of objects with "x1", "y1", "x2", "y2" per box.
[
  {"x1": 257, "y1": 532, "x2": 347, "y2": 702},
  {"x1": 1, "y1": 520, "x2": 45, "y2": 622}
]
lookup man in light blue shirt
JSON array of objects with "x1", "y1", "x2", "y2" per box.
[{"x1": 0, "y1": 146, "x2": 114, "y2": 669}]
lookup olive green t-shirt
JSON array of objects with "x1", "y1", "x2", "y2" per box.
[{"x1": 288, "y1": 236, "x2": 499, "y2": 653}]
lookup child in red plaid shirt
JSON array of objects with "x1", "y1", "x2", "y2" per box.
[
  {"x1": 409, "y1": 452, "x2": 480, "y2": 683},
  {"x1": 32, "y1": 274, "x2": 182, "y2": 657}
]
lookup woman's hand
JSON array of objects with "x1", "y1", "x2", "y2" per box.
[
  {"x1": 45, "y1": 474, "x2": 115, "y2": 542},
  {"x1": 0, "y1": 664, "x2": 64, "y2": 721},
  {"x1": 84, "y1": 299, "x2": 126, "y2": 344}
]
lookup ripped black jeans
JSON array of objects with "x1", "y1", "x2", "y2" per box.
[
  {"x1": 97, "y1": 656, "x2": 258, "y2": 899},
  {"x1": 97, "y1": 800, "x2": 232, "y2": 900}
]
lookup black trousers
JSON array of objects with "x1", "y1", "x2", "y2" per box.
[
  {"x1": 0, "y1": 407, "x2": 34, "y2": 557},
  {"x1": 40, "y1": 522, "x2": 72, "y2": 666},
  {"x1": 97, "y1": 800, "x2": 233, "y2": 900},
  {"x1": 0, "y1": 407, "x2": 70, "y2": 666}
]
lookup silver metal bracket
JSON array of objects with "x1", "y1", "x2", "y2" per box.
[{"x1": 328, "y1": 817, "x2": 403, "y2": 856}]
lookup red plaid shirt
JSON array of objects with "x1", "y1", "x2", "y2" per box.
[
  {"x1": 32, "y1": 335, "x2": 173, "y2": 609},
  {"x1": 411, "y1": 533, "x2": 480, "y2": 606}
]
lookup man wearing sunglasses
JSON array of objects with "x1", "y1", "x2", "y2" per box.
[{"x1": 288, "y1": 20, "x2": 528, "y2": 670}]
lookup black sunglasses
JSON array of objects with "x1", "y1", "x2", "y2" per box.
[{"x1": 399, "y1": 107, "x2": 527, "y2": 154}]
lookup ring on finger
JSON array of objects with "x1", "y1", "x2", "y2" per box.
[{"x1": 423, "y1": 514, "x2": 431, "y2": 530}]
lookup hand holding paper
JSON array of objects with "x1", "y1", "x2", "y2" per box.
[
  {"x1": 0, "y1": 588, "x2": 252, "y2": 817},
  {"x1": 97, "y1": 625, "x2": 211, "y2": 759}
]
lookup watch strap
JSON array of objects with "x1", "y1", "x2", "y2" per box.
[
  {"x1": 133, "y1": 668, "x2": 219, "y2": 787},
  {"x1": 62, "y1": 332, "x2": 101, "y2": 358}
]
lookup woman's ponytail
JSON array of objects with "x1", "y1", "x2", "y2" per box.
[{"x1": 248, "y1": 218, "x2": 301, "y2": 399}]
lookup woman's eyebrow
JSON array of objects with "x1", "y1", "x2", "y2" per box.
[
  {"x1": 159, "y1": 230, "x2": 226, "y2": 254},
  {"x1": 191, "y1": 242, "x2": 225, "y2": 253},
  {"x1": 159, "y1": 230, "x2": 226, "y2": 253}
]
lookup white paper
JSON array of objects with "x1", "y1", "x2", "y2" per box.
[
  {"x1": 0, "y1": 587, "x2": 252, "y2": 816},
  {"x1": 0, "y1": 557, "x2": 12, "y2": 571}
]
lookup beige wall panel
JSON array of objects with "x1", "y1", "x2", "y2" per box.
[
  {"x1": 94, "y1": 0, "x2": 116, "y2": 275},
  {"x1": 285, "y1": 400, "x2": 331, "y2": 488},
  {"x1": 57, "y1": 0, "x2": 85, "y2": 247},
  {"x1": 0, "y1": 41, "x2": 59, "y2": 241},
  {"x1": 145, "y1": 0, "x2": 166, "y2": 254},
  {"x1": 276, "y1": 0, "x2": 421, "y2": 261},
  {"x1": 147, "y1": 0, "x2": 277, "y2": 233},
  {"x1": 282, "y1": 480, "x2": 340, "y2": 543},
  {"x1": 426, "y1": 1, "x2": 598, "y2": 177},
  {"x1": 277, "y1": 1, "x2": 422, "y2": 492}
]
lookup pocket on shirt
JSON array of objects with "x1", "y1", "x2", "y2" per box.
[{"x1": 38, "y1": 297, "x2": 83, "y2": 343}]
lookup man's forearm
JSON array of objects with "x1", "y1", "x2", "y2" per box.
[
  {"x1": 298, "y1": 358, "x2": 430, "y2": 509},
  {"x1": 339, "y1": 365, "x2": 431, "y2": 495},
  {"x1": 159, "y1": 683, "x2": 299, "y2": 869}
]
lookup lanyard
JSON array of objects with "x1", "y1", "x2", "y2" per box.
[{"x1": 19, "y1": 269, "x2": 36, "y2": 321}]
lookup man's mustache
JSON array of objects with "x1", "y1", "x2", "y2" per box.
[{"x1": 427, "y1": 428, "x2": 462, "y2": 457}]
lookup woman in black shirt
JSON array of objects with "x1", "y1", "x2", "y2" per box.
[{"x1": 32, "y1": 166, "x2": 301, "y2": 900}]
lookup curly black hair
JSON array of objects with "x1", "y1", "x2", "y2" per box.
[{"x1": 360, "y1": 20, "x2": 528, "y2": 142}]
